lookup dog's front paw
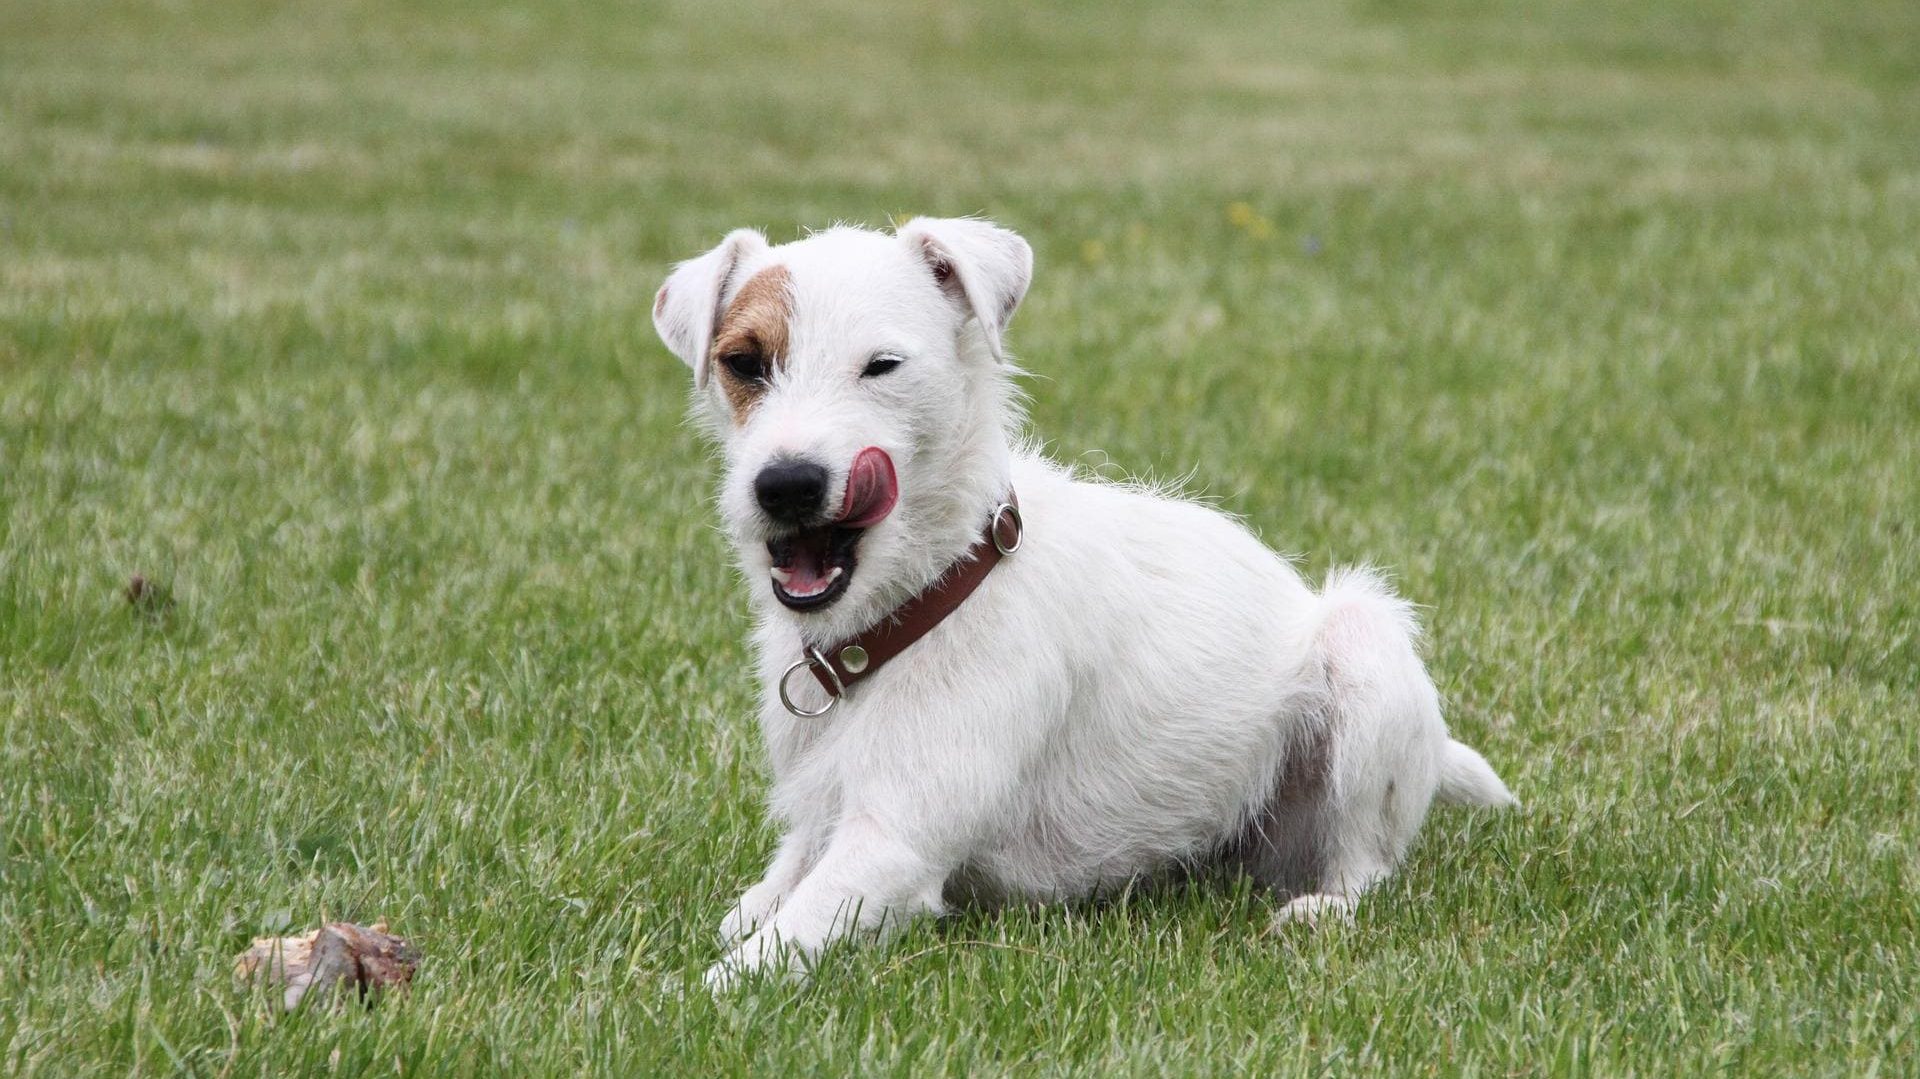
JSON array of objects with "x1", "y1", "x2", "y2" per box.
[
  {"x1": 703, "y1": 954, "x2": 744, "y2": 993},
  {"x1": 704, "y1": 933, "x2": 807, "y2": 993},
  {"x1": 718, "y1": 883, "x2": 784, "y2": 946}
]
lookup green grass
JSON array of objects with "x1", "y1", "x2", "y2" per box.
[{"x1": 4, "y1": 0, "x2": 1918, "y2": 1073}]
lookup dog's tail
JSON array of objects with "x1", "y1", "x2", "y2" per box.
[
  {"x1": 1435, "y1": 739, "x2": 1518, "y2": 808},
  {"x1": 1314, "y1": 566, "x2": 1517, "y2": 811}
]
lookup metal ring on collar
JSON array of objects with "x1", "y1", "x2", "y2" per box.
[
  {"x1": 778, "y1": 647, "x2": 841, "y2": 717},
  {"x1": 990, "y1": 502, "x2": 1023, "y2": 555}
]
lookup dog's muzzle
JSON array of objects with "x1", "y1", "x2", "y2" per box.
[{"x1": 763, "y1": 447, "x2": 899, "y2": 612}]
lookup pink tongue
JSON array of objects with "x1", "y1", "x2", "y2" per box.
[
  {"x1": 837, "y1": 447, "x2": 898, "y2": 528},
  {"x1": 782, "y1": 533, "x2": 834, "y2": 594}
]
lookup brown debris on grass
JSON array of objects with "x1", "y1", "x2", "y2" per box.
[{"x1": 233, "y1": 921, "x2": 419, "y2": 1010}]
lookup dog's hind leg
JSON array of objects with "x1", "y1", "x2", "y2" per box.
[{"x1": 1254, "y1": 568, "x2": 1468, "y2": 927}]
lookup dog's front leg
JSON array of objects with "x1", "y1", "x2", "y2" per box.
[
  {"x1": 718, "y1": 829, "x2": 817, "y2": 945},
  {"x1": 705, "y1": 813, "x2": 947, "y2": 989}
]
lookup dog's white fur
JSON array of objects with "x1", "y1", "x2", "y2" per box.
[{"x1": 654, "y1": 218, "x2": 1516, "y2": 989}]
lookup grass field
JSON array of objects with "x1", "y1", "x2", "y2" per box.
[{"x1": 4, "y1": 0, "x2": 1919, "y2": 1073}]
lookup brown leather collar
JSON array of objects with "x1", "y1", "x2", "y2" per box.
[{"x1": 777, "y1": 493, "x2": 1022, "y2": 716}]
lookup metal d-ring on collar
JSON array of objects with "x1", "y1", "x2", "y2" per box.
[
  {"x1": 989, "y1": 501, "x2": 1023, "y2": 555},
  {"x1": 779, "y1": 646, "x2": 842, "y2": 717},
  {"x1": 776, "y1": 493, "x2": 1022, "y2": 718}
]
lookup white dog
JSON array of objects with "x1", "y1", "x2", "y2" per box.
[{"x1": 653, "y1": 217, "x2": 1516, "y2": 988}]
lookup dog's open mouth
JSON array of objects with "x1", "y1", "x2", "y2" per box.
[
  {"x1": 767, "y1": 527, "x2": 861, "y2": 610},
  {"x1": 767, "y1": 447, "x2": 897, "y2": 611}
]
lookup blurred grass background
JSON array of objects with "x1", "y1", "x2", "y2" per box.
[{"x1": 3, "y1": 0, "x2": 1917, "y2": 1074}]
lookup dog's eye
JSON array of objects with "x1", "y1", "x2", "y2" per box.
[
  {"x1": 861, "y1": 354, "x2": 904, "y2": 379},
  {"x1": 721, "y1": 352, "x2": 766, "y2": 383}
]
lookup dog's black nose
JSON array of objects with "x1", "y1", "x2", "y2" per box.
[{"x1": 754, "y1": 459, "x2": 830, "y2": 524}]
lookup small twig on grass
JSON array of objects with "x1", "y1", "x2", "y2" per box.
[{"x1": 869, "y1": 940, "x2": 1053, "y2": 983}]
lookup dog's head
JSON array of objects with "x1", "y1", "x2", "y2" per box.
[{"x1": 653, "y1": 218, "x2": 1032, "y2": 628}]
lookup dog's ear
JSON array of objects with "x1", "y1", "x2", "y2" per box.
[
  {"x1": 896, "y1": 217, "x2": 1033, "y2": 363},
  {"x1": 652, "y1": 228, "x2": 770, "y2": 388}
]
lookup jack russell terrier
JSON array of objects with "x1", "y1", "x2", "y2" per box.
[{"x1": 652, "y1": 217, "x2": 1517, "y2": 989}]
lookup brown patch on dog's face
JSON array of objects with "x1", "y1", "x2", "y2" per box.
[{"x1": 708, "y1": 265, "x2": 793, "y2": 423}]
